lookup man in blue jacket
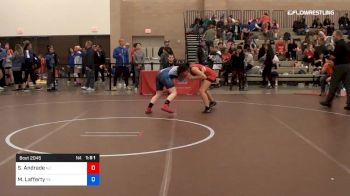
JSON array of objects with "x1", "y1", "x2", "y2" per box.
[{"x1": 112, "y1": 38, "x2": 130, "y2": 90}]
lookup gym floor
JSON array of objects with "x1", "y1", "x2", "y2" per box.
[{"x1": 0, "y1": 89, "x2": 350, "y2": 196}]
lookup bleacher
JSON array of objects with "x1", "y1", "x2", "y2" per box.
[{"x1": 183, "y1": 9, "x2": 348, "y2": 85}]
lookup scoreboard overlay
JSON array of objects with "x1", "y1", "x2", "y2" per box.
[{"x1": 16, "y1": 154, "x2": 100, "y2": 186}]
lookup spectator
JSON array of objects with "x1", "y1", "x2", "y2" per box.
[
  {"x1": 10, "y1": 44, "x2": 24, "y2": 91},
  {"x1": 158, "y1": 40, "x2": 173, "y2": 57},
  {"x1": 202, "y1": 15, "x2": 210, "y2": 29},
  {"x1": 287, "y1": 39, "x2": 298, "y2": 60},
  {"x1": 232, "y1": 20, "x2": 241, "y2": 40},
  {"x1": 197, "y1": 41, "x2": 208, "y2": 65},
  {"x1": 314, "y1": 53, "x2": 325, "y2": 68},
  {"x1": 208, "y1": 45, "x2": 222, "y2": 72},
  {"x1": 317, "y1": 30, "x2": 327, "y2": 43},
  {"x1": 130, "y1": 43, "x2": 137, "y2": 84},
  {"x1": 67, "y1": 48, "x2": 75, "y2": 82},
  {"x1": 164, "y1": 54, "x2": 176, "y2": 68},
  {"x1": 223, "y1": 18, "x2": 233, "y2": 40},
  {"x1": 203, "y1": 24, "x2": 216, "y2": 49},
  {"x1": 216, "y1": 17, "x2": 225, "y2": 30},
  {"x1": 271, "y1": 20, "x2": 280, "y2": 38},
  {"x1": 301, "y1": 36, "x2": 311, "y2": 52},
  {"x1": 230, "y1": 45, "x2": 245, "y2": 91},
  {"x1": 94, "y1": 44, "x2": 106, "y2": 83},
  {"x1": 112, "y1": 38, "x2": 130, "y2": 90},
  {"x1": 191, "y1": 14, "x2": 202, "y2": 34},
  {"x1": 314, "y1": 39, "x2": 328, "y2": 61},
  {"x1": 262, "y1": 21, "x2": 271, "y2": 35},
  {"x1": 160, "y1": 47, "x2": 172, "y2": 69},
  {"x1": 208, "y1": 46, "x2": 222, "y2": 86},
  {"x1": 217, "y1": 42, "x2": 225, "y2": 51},
  {"x1": 258, "y1": 43, "x2": 267, "y2": 62},
  {"x1": 338, "y1": 13, "x2": 350, "y2": 29},
  {"x1": 210, "y1": 14, "x2": 217, "y2": 26},
  {"x1": 312, "y1": 17, "x2": 323, "y2": 28},
  {"x1": 262, "y1": 44, "x2": 275, "y2": 88},
  {"x1": 293, "y1": 16, "x2": 307, "y2": 35},
  {"x1": 133, "y1": 43, "x2": 145, "y2": 90},
  {"x1": 244, "y1": 48, "x2": 254, "y2": 77},
  {"x1": 23, "y1": 41, "x2": 40, "y2": 90},
  {"x1": 193, "y1": 14, "x2": 202, "y2": 27},
  {"x1": 0, "y1": 43, "x2": 6, "y2": 90},
  {"x1": 241, "y1": 27, "x2": 250, "y2": 42},
  {"x1": 0, "y1": 67, "x2": 2, "y2": 90},
  {"x1": 222, "y1": 47, "x2": 232, "y2": 63},
  {"x1": 323, "y1": 16, "x2": 332, "y2": 27},
  {"x1": 260, "y1": 12, "x2": 270, "y2": 26},
  {"x1": 319, "y1": 56, "x2": 334, "y2": 96},
  {"x1": 45, "y1": 45, "x2": 58, "y2": 91},
  {"x1": 73, "y1": 45, "x2": 83, "y2": 86},
  {"x1": 303, "y1": 44, "x2": 315, "y2": 66},
  {"x1": 327, "y1": 23, "x2": 335, "y2": 36},
  {"x1": 275, "y1": 37, "x2": 286, "y2": 56},
  {"x1": 3, "y1": 43, "x2": 14, "y2": 86},
  {"x1": 248, "y1": 19, "x2": 261, "y2": 31},
  {"x1": 37, "y1": 54, "x2": 46, "y2": 80},
  {"x1": 81, "y1": 40, "x2": 96, "y2": 91}
]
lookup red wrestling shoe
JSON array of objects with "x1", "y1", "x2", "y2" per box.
[
  {"x1": 161, "y1": 104, "x2": 174, "y2": 113},
  {"x1": 145, "y1": 107, "x2": 152, "y2": 114}
]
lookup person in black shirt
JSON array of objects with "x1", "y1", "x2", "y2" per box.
[
  {"x1": 81, "y1": 40, "x2": 96, "y2": 91},
  {"x1": 94, "y1": 45, "x2": 106, "y2": 82},
  {"x1": 197, "y1": 41, "x2": 208, "y2": 65},
  {"x1": 158, "y1": 40, "x2": 173, "y2": 57},
  {"x1": 320, "y1": 30, "x2": 350, "y2": 110},
  {"x1": 327, "y1": 23, "x2": 335, "y2": 36},
  {"x1": 258, "y1": 43, "x2": 267, "y2": 62},
  {"x1": 262, "y1": 44, "x2": 276, "y2": 88},
  {"x1": 312, "y1": 17, "x2": 323, "y2": 29},
  {"x1": 338, "y1": 13, "x2": 350, "y2": 29},
  {"x1": 323, "y1": 16, "x2": 331, "y2": 27},
  {"x1": 287, "y1": 40, "x2": 298, "y2": 60},
  {"x1": 230, "y1": 46, "x2": 245, "y2": 91}
]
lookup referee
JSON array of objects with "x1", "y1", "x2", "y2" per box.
[{"x1": 320, "y1": 30, "x2": 350, "y2": 110}]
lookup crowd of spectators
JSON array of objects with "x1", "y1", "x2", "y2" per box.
[
  {"x1": 0, "y1": 38, "x2": 179, "y2": 93},
  {"x1": 0, "y1": 40, "x2": 108, "y2": 92},
  {"x1": 190, "y1": 12, "x2": 349, "y2": 92}
]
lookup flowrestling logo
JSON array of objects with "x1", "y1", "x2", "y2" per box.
[{"x1": 287, "y1": 10, "x2": 335, "y2": 16}]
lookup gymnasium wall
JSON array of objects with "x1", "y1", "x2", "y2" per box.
[{"x1": 110, "y1": 0, "x2": 203, "y2": 61}]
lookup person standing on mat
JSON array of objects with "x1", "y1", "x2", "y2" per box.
[
  {"x1": 145, "y1": 64, "x2": 196, "y2": 114},
  {"x1": 45, "y1": 45, "x2": 59, "y2": 92},
  {"x1": 190, "y1": 63, "x2": 218, "y2": 113},
  {"x1": 11, "y1": 44, "x2": 25, "y2": 91},
  {"x1": 320, "y1": 30, "x2": 350, "y2": 110},
  {"x1": 112, "y1": 39, "x2": 130, "y2": 90},
  {"x1": 23, "y1": 41, "x2": 41, "y2": 90},
  {"x1": 81, "y1": 40, "x2": 96, "y2": 91},
  {"x1": 261, "y1": 44, "x2": 275, "y2": 88}
]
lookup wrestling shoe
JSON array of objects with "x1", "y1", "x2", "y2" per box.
[
  {"x1": 145, "y1": 107, "x2": 152, "y2": 114},
  {"x1": 161, "y1": 104, "x2": 174, "y2": 113},
  {"x1": 209, "y1": 101, "x2": 217, "y2": 107},
  {"x1": 202, "y1": 107, "x2": 212, "y2": 113}
]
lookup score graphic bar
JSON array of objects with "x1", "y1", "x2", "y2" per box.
[{"x1": 16, "y1": 154, "x2": 100, "y2": 186}]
